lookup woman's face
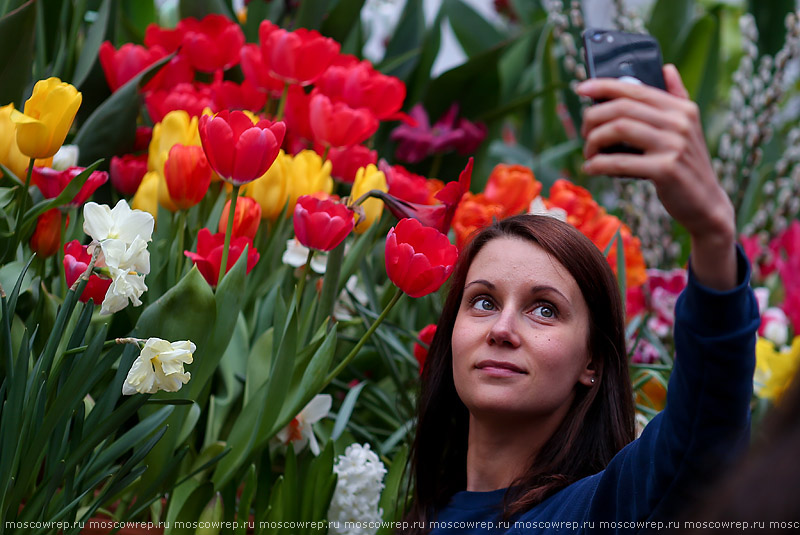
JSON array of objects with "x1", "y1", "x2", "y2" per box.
[{"x1": 452, "y1": 236, "x2": 594, "y2": 424}]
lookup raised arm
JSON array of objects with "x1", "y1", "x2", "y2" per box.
[{"x1": 577, "y1": 65, "x2": 737, "y2": 291}]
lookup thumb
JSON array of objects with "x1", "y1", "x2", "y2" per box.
[{"x1": 663, "y1": 64, "x2": 689, "y2": 99}]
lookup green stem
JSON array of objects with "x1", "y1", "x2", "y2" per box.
[
  {"x1": 14, "y1": 158, "x2": 35, "y2": 233},
  {"x1": 295, "y1": 248, "x2": 314, "y2": 314},
  {"x1": 322, "y1": 288, "x2": 403, "y2": 388},
  {"x1": 175, "y1": 210, "x2": 187, "y2": 282},
  {"x1": 59, "y1": 210, "x2": 68, "y2": 298},
  {"x1": 321, "y1": 145, "x2": 330, "y2": 163},
  {"x1": 217, "y1": 184, "x2": 240, "y2": 288},
  {"x1": 276, "y1": 82, "x2": 289, "y2": 122}
]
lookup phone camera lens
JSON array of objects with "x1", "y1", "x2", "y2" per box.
[{"x1": 591, "y1": 32, "x2": 604, "y2": 42}]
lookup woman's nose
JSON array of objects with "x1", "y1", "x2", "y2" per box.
[{"x1": 486, "y1": 309, "x2": 521, "y2": 347}]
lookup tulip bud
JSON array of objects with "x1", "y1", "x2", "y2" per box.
[
  {"x1": 30, "y1": 209, "x2": 65, "y2": 258},
  {"x1": 110, "y1": 154, "x2": 148, "y2": 195},
  {"x1": 164, "y1": 144, "x2": 212, "y2": 210},
  {"x1": 184, "y1": 228, "x2": 260, "y2": 287},
  {"x1": 219, "y1": 196, "x2": 262, "y2": 240},
  {"x1": 293, "y1": 196, "x2": 354, "y2": 252},
  {"x1": 385, "y1": 218, "x2": 457, "y2": 298}
]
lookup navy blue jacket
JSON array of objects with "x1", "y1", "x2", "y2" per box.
[{"x1": 429, "y1": 248, "x2": 759, "y2": 534}]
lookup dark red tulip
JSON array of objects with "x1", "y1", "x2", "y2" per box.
[{"x1": 110, "y1": 154, "x2": 148, "y2": 196}]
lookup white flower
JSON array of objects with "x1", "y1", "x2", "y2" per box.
[
  {"x1": 334, "y1": 276, "x2": 369, "y2": 321},
  {"x1": 754, "y1": 287, "x2": 770, "y2": 314},
  {"x1": 122, "y1": 338, "x2": 195, "y2": 395},
  {"x1": 282, "y1": 239, "x2": 328, "y2": 274},
  {"x1": 52, "y1": 145, "x2": 79, "y2": 170},
  {"x1": 101, "y1": 236, "x2": 151, "y2": 274},
  {"x1": 276, "y1": 394, "x2": 331, "y2": 455},
  {"x1": 761, "y1": 307, "x2": 790, "y2": 348},
  {"x1": 84, "y1": 199, "x2": 154, "y2": 245},
  {"x1": 528, "y1": 196, "x2": 567, "y2": 221},
  {"x1": 100, "y1": 268, "x2": 148, "y2": 316},
  {"x1": 328, "y1": 443, "x2": 387, "y2": 535}
]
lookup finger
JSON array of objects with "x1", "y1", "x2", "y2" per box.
[
  {"x1": 583, "y1": 153, "x2": 673, "y2": 181},
  {"x1": 575, "y1": 78, "x2": 684, "y2": 110},
  {"x1": 581, "y1": 98, "x2": 689, "y2": 139},
  {"x1": 663, "y1": 64, "x2": 689, "y2": 100},
  {"x1": 583, "y1": 118, "x2": 679, "y2": 159}
]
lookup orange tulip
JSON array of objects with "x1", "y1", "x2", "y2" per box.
[
  {"x1": 484, "y1": 164, "x2": 542, "y2": 217},
  {"x1": 580, "y1": 212, "x2": 647, "y2": 289},
  {"x1": 219, "y1": 195, "x2": 262, "y2": 240},
  {"x1": 451, "y1": 192, "x2": 504, "y2": 249},
  {"x1": 164, "y1": 144, "x2": 212, "y2": 210},
  {"x1": 546, "y1": 179, "x2": 601, "y2": 228}
]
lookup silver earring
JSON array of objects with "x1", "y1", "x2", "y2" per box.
[{"x1": 590, "y1": 377, "x2": 596, "y2": 384}]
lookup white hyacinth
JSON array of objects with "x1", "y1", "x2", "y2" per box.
[{"x1": 328, "y1": 443, "x2": 387, "y2": 535}]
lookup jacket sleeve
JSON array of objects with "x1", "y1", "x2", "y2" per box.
[{"x1": 587, "y1": 245, "x2": 761, "y2": 525}]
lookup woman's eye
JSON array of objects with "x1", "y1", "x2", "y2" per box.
[
  {"x1": 471, "y1": 298, "x2": 495, "y2": 311},
  {"x1": 533, "y1": 305, "x2": 555, "y2": 318}
]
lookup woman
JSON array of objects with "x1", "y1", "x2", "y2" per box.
[{"x1": 401, "y1": 65, "x2": 761, "y2": 533}]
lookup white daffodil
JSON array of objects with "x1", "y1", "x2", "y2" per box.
[
  {"x1": 528, "y1": 196, "x2": 567, "y2": 222},
  {"x1": 84, "y1": 199, "x2": 154, "y2": 245},
  {"x1": 282, "y1": 239, "x2": 328, "y2": 274},
  {"x1": 52, "y1": 144, "x2": 79, "y2": 170},
  {"x1": 122, "y1": 338, "x2": 195, "y2": 395},
  {"x1": 276, "y1": 394, "x2": 331, "y2": 455},
  {"x1": 100, "y1": 267, "x2": 148, "y2": 316},
  {"x1": 101, "y1": 236, "x2": 151, "y2": 274}
]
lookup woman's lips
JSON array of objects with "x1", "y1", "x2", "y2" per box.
[{"x1": 475, "y1": 359, "x2": 527, "y2": 376}]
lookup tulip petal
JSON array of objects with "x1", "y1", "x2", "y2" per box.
[
  {"x1": 231, "y1": 127, "x2": 269, "y2": 184},
  {"x1": 203, "y1": 116, "x2": 235, "y2": 179}
]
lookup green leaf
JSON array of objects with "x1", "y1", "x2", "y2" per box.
[
  {"x1": 331, "y1": 381, "x2": 366, "y2": 440},
  {"x1": 179, "y1": 0, "x2": 233, "y2": 20},
  {"x1": 205, "y1": 313, "x2": 249, "y2": 446},
  {"x1": 377, "y1": 445, "x2": 409, "y2": 534},
  {"x1": 747, "y1": 0, "x2": 795, "y2": 56},
  {"x1": 443, "y1": 0, "x2": 505, "y2": 57},
  {"x1": 381, "y1": 0, "x2": 425, "y2": 81},
  {"x1": 234, "y1": 465, "x2": 257, "y2": 535},
  {"x1": 244, "y1": 326, "x2": 273, "y2": 404},
  {"x1": 647, "y1": 0, "x2": 696, "y2": 63},
  {"x1": 73, "y1": 0, "x2": 111, "y2": 89},
  {"x1": 0, "y1": 0, "x2": 35, "y2": 107},
  {"x1": 73, "y1": 53, "x2": 173, "y2": 166},
  {"x1": 170, "y1": 481, "x2": 215, "y2": 530},
  {"x1": 295, "y1": 0, "x2": 329, "y2": 30},
  {"x1": 675, "y1": 12, "x2": 721, "y2": 118},
  {"x1": 320, "y1": 0, "x2": 366, "y2": 43}
]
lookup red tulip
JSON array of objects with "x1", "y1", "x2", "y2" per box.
[
  {"x1": 284, "y1": 85, "x2": 314, "y2": 143},
  {"x1": 383, "y1": 162, "x2": 432, "y2": 205},
  {"x1": 240, "y1": 43, "x2": 287, "y2": 98},
  {"x1": 293, "y1": 195, "x2": 354, "y2": 252},
  {"x1": 30, "y1": 209, "x2": 65, "y2": 258},
  {"x1": 184, "y1": 228, "x2": 260, "y2": 287},
  {"x1": 316, "y1": 58, "x2": 406, "y2": 120},
  {"x1": 32, "y1": 166, "x2": 109, "y2": 206},
  {"x1": 198, "y1": 110, "x2": 286, "y2": 185},
  {"x1": 219, "y1": 196, "x2": 262, "y2": 240},
  {"x1": 385, "y1": 218, "x2": 458, "y2": 298},
  {"x1": 258, "y1": 20, "x2": 340, "y2": 85},
  {"x1": 413, "y1": 324, "x2": 437, "y2": 373},
  {"x1": 134, "y1": 126, "x2": 153, "y2": 152},
  {"x1": 145, "y1": 82, "x2": 215, "y2": 123},
  {"x1": 64, "y1": 240, "x2": 112, "y2": 304},
  {"x1": 309, "y1": 91, "x2": 379, "y2": 148},
  {"x1": 210, "y1": 77, "x2": 266, "y2": 113},
  {"x1": 146, "y1": 54, "x2": 195, "y2": 92},
  {"x1": 110, "y1": 154, "x2": 148, "y2": 196},
  {"x1": 323, "y1": 144, "x2": 377, "y2": 184},
  {"x1": 179, "y1": 14, "x2": 244, "y2": 72},
  {"x1": 145, "y1": 24, "x2": 184, "y2": 53},
  {"x1": 164, "y1": 144, "x2": 212, "y2": 210},
  {"x1": 98, "y1": 41, "x2": 166, "y2": 92}
]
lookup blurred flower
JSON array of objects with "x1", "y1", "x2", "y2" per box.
[
  {"x1": 385, "y1": 218, "x2": 458, "y2": 298},
  {"x1": 184, "y1": 228, "x2": 260, "y2": 287},
  {"x1": 219, "y1": 196, "x2": 261, "y2": 240},
  {"x1": 390, "y1": 103, "x2": 486, "y2": 163},
  {"x1": 30, "y1": 209, "x2": 65, "y2": 258},
  {"x1": 309, "y1": 91, "x2": 379, "y2": 149},
  {"x1": 284, "y1": 85, "x2": 315, "y2": 145},
  {"x1": 10, "y1": 77, "x2": 82, "y2": 159},
  {"x1": 258, "y1": 20, "x2": 340, "y2": 85},
  {"x1": 276, "y1": 394, "x2": 331, "y2": 455},
  {"x1": 134, "y1": 126, "x2": 153, "y2": 152},
  {"x1": 315, "y1": 57, "x2": 406, "y2": 120},
  {"x1": 546, "y1": 179, "x2": 601, "y2": 228},
  {"x1": 63, "y1": 240, "x2": 112, "y2": 304},
  {"x1": 98, "y1": 41, "x2": 166, "y2": 92},
  {"x1": 350, "y1": 164, "x2": 387, "y2": 233},
  {"x1": 642, "y1": 268, "x2": 687, "y2": 336},
  {"x1": 282, "y1": 239, "x2": 329, "y2": 274},
  {"x1": 528, "y1": 197, "x2": 567, "y2": 221},
  {"x1": 452, "y1": 193, "x2": 504, "y2": 250},
  {"x1": 179, "y1": 14, "x2": 244, "y2": 72},
  {"x1": 293, "y1": 195, "x2": 354, "y2": 252},
  {"x1": 324, "y1": 144, "x2": 378, "y2": 184},
  {"x1": 164, "y1": 144, "x2": 212, "y2": 210},
  {"x1": 145, "y1": 24, "x2": 184, "y2": 52},
  {"x1": 122, "y1": 338, "x2": 196, "y2": 395},
  {"x1": 754, "y1": 336, "x2": 800, "y2": 401},
  {"x1": 132, "y1": 171, "x2": 159, "y2": 217},
  {"x1": 240, "y1": 43, "x2": 286, "y2": 98},
  {"x1": 382, "y1": 162, "x2": 432, "y2": 205},
  {"x1": 148, "y1": 110, "x2": 202, "y2": 211},
  {"x1": 210, "y1": 77, "x2": 266, "y2": 113},
  {"x1": 328, "y1": 443, "x2": 386, "y2": 534},
  {"x1": 145, "y1": 82, "x2": 215, "y2": 123},
  {"x1": 760, "y1": 307, "x2": 791, "y2": 348},
  {"x1": 286, "y1": 149, "x2": 333, "y2": 208},
  {"x1": 377, "y1": 158, "x2": 473, "y2": 234},
  {"x1": 51, "y1": 144, "x2": 79, "y2": 170},
  {"x1": 413, "y1": 324, "x2": 437, "y2": 374},
  {"x1": 243, "y1": 150, "x2": 290, "y2": 220},
  {"x1": 484, "y1": 164, "x2": 542, "y2": 217},
  {"x1": 198, "y1": 110, "x2": 286, "y2": 185},
  {"x1": 31, "y1": 166, "x2": 108, "y2": 206},
  {"x1": 110, "y1": 154, "x2": 148, "y2": 196}
]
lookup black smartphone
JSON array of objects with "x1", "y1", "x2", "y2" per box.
[{"x1": 582, "y1": 28, "x2": 666, "y2": 154}]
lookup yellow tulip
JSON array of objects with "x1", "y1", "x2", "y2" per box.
[
  {"x1": 287, "y1": 150, "x2": 333, "y2": 209},
  {"x1": 350, "y1": 164, "x2": 387, "y2": 233},
  {"x1": 9, "y1": 78, "x2": 82, "y2": 159},
  {"x1": 148, "y1": 110, "x2": 201, "y2": 212},
  {"x1": 754, "y1": 336, "x2": 800, "y2": 401},
  {"x1": 132, "y1": 171, "x2": 160, "y2": 219},
  {"x1": 2, "y1": 104, "x2": 55, "y2": 178},
  {"x1": 244, "y1": 150, "x2": 290, "y2": 220}
]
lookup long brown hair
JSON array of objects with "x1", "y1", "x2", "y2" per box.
[{"x1": 402, "y1": 215, "x2": 635, "y2": 531}]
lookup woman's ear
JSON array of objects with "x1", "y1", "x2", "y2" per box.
[{"x1": 579, "y1": 356, "x2": 599, "y2": 387}]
